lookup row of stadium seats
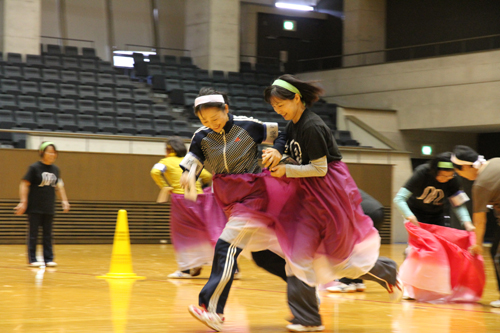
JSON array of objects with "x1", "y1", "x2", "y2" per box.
[
  {"x1": 0, "y1": 82, "x2": 151, "y2": 104},
  {"x1": 0, "y1": 109, "x2": 190, "y2": 137},
  {"x1": 0, "y1": 56, "x2": 115, "y2": 73},
  {"x1": 0, "y1": 97, "x2": 171, "y2": 119}
]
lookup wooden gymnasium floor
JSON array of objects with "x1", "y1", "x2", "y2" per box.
[{"x1": 1, "y1": 244, "x2": 500, "y2": 333}]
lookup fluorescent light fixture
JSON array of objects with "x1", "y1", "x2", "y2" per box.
[
  {"x1": 113, "y1": 50, "x2": 156, "y2": 56},
  {"x1": 275, "y1": 2, "x2": 314, "y2": 11}
]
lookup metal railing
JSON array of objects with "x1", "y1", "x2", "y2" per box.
[
  {"x1": 40, "y1": 36, "x2": 95, "y2": 48},
  {"x1": 289, "y1": 33, "x2": 500, "y2": 73},
  {"x1": 124, "y1": 44, "x2": 191, "y2": 57}
]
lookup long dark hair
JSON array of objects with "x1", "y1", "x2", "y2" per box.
[
  {"x1": 193, "y1": 87, "x2": 229, "y2": 116},
  {"x1": 166, "y1": 137, "x2": 187, "y2": 157},
  {"x1": 264, "y1": 74, "x2": 324, "y2": 108}
]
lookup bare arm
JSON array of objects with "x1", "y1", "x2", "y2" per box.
[
  {"x1": 469, "y1": 212, "x2": 487, "y2": 255},
  {"x1": 14, "y1": 180, "x2": 30, "y2": 215},
  {"x1": 56, "y1": 182, "x2": 70, "y2": 213}
]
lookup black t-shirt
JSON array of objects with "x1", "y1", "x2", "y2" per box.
[
  {"x1": 284, "y1": 109, "x2": 342, "y2": 164},
  {"x1": 404, "y1": 163, "x2": 461, "y2": 223},
  {"x1": 23, "y1": 161, "x2": 60, "y2": 214}
]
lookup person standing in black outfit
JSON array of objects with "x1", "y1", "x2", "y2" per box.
[{"x1": 14, "y1": 142, "x2": 70, "y2": 267}]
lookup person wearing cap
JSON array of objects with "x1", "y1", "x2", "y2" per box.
[
  {"x1": 264, "y1": 74, "x2": 402, "y2": 331},
  {"x1": 451, "y1": 145, "x2": 500, "y2": 307},
  {"x1": 182, "y1": 87, "x2": 288, "y2": 331},
  {"x1": 393, "y1": 151, "x2": 483, "y2": 302},
  {"x1": 150, "y1": 137, "x2": 228, "y2": 279},
  {"x1": 14, "y1": 142, "x2": 70, "y2": 267},
  {"x1": 393, "y1": 152, "x2": 474, "y2": 230}
]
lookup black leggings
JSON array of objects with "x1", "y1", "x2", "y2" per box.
[{"x1": 27, "y1": 213, "x2": 54, "y2": 263}]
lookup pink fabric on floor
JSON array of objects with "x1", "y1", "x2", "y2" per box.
[
  {"x1": 213, "y1": 161, "x2": 380, "y2": 285},
  {"x1": 400, "y1": 222, "x2": 485, "y2": 303},
  {"x1": 170, "y1": 191, "x2": 227, "y2": 270}
]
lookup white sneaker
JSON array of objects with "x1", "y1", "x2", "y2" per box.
[
  {"x1": 28, "y1": 262, "x2": 43, "y2": 267},
  {"x1": 354, "y1": 282, "x2": 366, "y2": 292},
  {"x1": 188, "y1": 305, "x2": 224, "y2": 331},
  {"x1": 490, "y1": 300, "x2": 500, "y2": 308},
  {"x1": 326, "y1": 282, "x2": 356, "y2": 293},
  {"x1": 388, "y1": 276, "x2": 403, "y2": 302},
  {"x1": 46, "y1": 262, "x2": 57, "y2": 267},
  {"x1": 167, "y1": 271, "x2": 192, "y2": 279},
  {"x1": 286, "y1": 324, "x2": 325, "y2": 332}
]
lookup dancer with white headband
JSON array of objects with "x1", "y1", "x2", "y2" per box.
[
  {"x1": 182, "y1": 87, "x2": 289, "y2": 331},
  {"x1": 264, "y1": 74, "x2": 402, "y2": 331},
  {"x1": 451, "y1": 145, "x2": 500, "y2": 307}
]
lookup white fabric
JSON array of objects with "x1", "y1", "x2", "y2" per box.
[
  {"x1": 262, "y1": 122, "x2": 279, "y2": 144},
  {"x1": 451, "y1": 154, "x2": 486, "y2": 169},
  {"x1": 285, "y1": 156, "x2": 328, "y2": 178},
  {"x1": 176, "y1": 242, "x2": 214, "y2": 271},
  {"x1": 287, "y1": 227, "x2": 381, "y2": 287},
  {"x1": 152, "y1": 163, "x2": 166, "y2": 173},
  {"x1": 449, "y1": 190, "x2": 470, "y2": 207},
  {"x1": 194, "y1": 95, "x2": 225, "y2": 107}
]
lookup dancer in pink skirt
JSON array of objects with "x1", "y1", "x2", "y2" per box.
[
  {"x1": 151, "y1": 137, "x2": 227, "y2": 278},
  {"x1": 262, "y1": 75, "x2": 403, "y2": 331},
  {"x1": 181, "y1": 87, "x2": 289, "y2": 332}
]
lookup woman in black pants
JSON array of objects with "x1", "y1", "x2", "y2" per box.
[{"x1": 15, "y1": 142, "x2": 70, "y2": 267}]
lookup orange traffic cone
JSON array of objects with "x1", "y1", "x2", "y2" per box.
[{"x1": 97, "y1": 210, "x2": 145, "y2": 279}]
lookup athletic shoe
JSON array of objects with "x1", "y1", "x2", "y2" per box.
[
  {"x1": 188, "y1": 305, "x2": 224, "y2": 331},
  {"x1": 46, "y1": 262, "x2": 57, "y2": 267},
  {"x1": 28, "y1": 262, "x2": 43, "y2": 267},
  {"x1": 388, "y1": 276, "x2": 403, "y2": 302},
  {"x1": 190, "y1": 267, "x2": 202, "y2": 277},
  {"x1": 286, "y1": 324, "x2": 325, "y2": 332},
  {"x1": 490, "y1": 300, "x2": 500, "y2": 308},
  {"x1": 167, "y1": 271, "x2": 193, "y2": 278},
  {"x1": 354, "y1": 282, "x2": 366, "y2": 292},
  {"x1": 326, "y1": 282, "x2": 356, "y2": 293},
  {"x1": 402, "y1": 288, "x2": 414, "y2": 300}
]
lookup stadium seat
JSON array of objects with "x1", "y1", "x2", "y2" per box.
[
  {"x1": 40, "y1": 82, "x2": 60, "y2": 97},
  {"x1": 60, "y1": 84, "x2": 79, "y2": 99},
  {"x1": 77, "y1": 114, "x2": 98, "y2": 133},
  {"x1": 97, "y1": 116, "x2": 118, "y2": 134},
  {"x1": 61, "y1": 70, "x2": 80, "y2": 85},
  {"x1": 57, "y1": 113, "x2": 78, "y2": 132},
  {"x1": 80, "y1": 72, "x2": 98, "y2": 86},
  {"x1": 78, "y1": 99, "x2": 99, "y2": 116},
  {"x1": 42, "y1": 68, "x2": 62, "y2": 83},
  {"x1": 58, "y1": 98, "x2": 79, "y2": 115},
  {"x1": 36, "y1": 112, "x2": 58, "y2": 131},
  {"x1": 97, "y1": 100, "x2": 116, "y2": 117},
  {"x1": 154, "y1": 119, "x2": 174, "y2": 136},
  {"x1": 0, "y1": 109, "x2": 15, "y2": 129},
  {"x1": 38, "y1": 97, "x2": 59, "y2": 114},
  {"x1": 134, "y1": 104, "x2": 154, "y2": 119},
  {"x1": 18, "y1": 95, "x2": 39, "y2": 112},
  {"x1": 136, "y1": 118, "x2": 156, "y2": 136},
  {"x1": 20, "y1": 81, "x2": 41, "y2": 96},
  {"x1": 14, "y1": 110, "x2": 37, "y2": 129},
  {"x1": 116, "y1": 116, "x2": 137, "y2": 135},
  {"x1": 116, "y1": 102, "x2": 135, "y2": 118}
]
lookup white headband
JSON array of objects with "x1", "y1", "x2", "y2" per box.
[
  {"x1": 451, "y1": 154, "x2": 486, "y2": 169},
  {"x1": 194, "y1": 95, "x2": 225, "y2": 107}
]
